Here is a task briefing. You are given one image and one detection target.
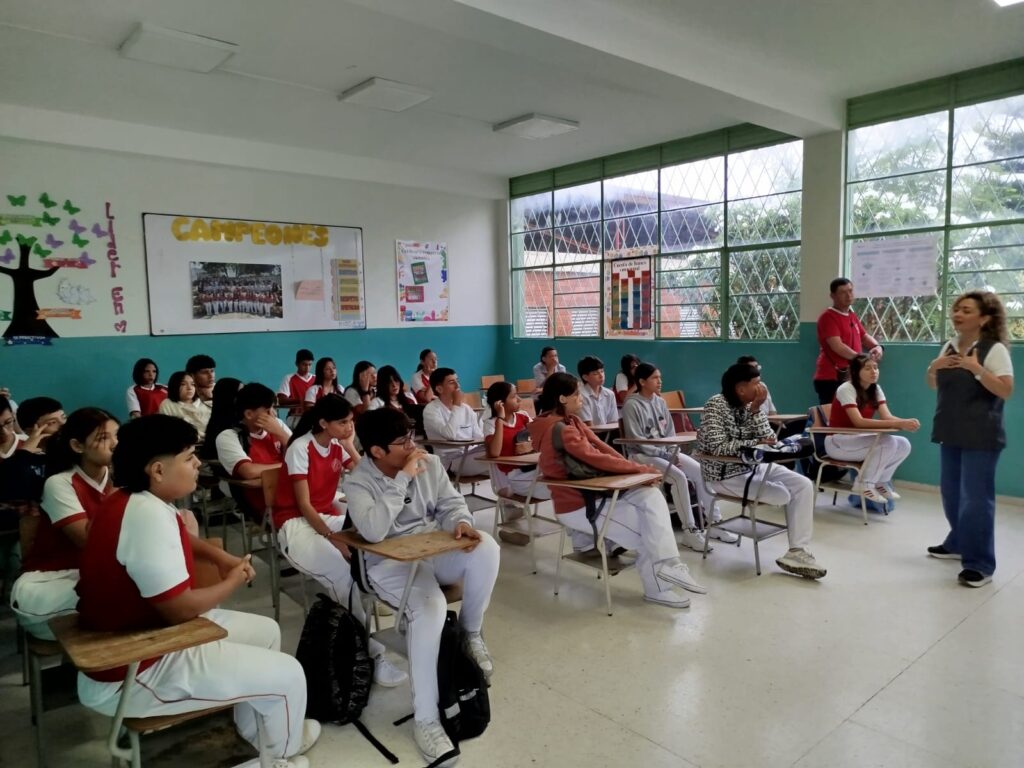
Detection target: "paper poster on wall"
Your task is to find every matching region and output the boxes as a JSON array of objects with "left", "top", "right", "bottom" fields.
[
  {"left": 0, "top": 193, "right": 140, "bottom": 342},
  {"left": 851, "top": 236, "right": 939, "bottom": 297},
  {"left": 604, "top": 256, "right": 654, "bottom": 339},
  {"left": 144, "top": 214, "right": 366, "bottom": 334},
  {"left": 396, "top": 240, "right": 448, "bottom": 322}
]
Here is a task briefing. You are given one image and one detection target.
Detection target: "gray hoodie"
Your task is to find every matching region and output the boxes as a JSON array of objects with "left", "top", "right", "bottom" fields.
[{"left": 620, "top": 392, "right": 676, "bottom": 461}]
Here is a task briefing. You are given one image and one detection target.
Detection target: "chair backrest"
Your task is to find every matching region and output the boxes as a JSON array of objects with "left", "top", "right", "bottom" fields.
[
  {"left": 480, "top": 374, "right": 505, "bottom": 390},
  {"left": 462, "top": 391, "right": 482, "bottom": 410},
  {"left": 662, "top": 390, "right": 696, "bottom": 432},
  {"left": 516, "top": 378, "right": 537, "bottom": 395},
  {"left": 520, "top": 398, "right": 536, "bottom": 419},
  {"left": 662, "top": 390, "right": 684, "bottom": 410}
]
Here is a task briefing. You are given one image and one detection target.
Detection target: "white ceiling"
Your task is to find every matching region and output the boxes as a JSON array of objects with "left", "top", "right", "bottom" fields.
[{"left": 1, "top": 0, "right": 1022, "bottom": 198}]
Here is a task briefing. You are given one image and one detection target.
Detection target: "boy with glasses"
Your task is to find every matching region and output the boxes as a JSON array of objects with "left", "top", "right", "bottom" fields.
[{"left": 345, "top": 409, "right": 500, "bottom": 766}]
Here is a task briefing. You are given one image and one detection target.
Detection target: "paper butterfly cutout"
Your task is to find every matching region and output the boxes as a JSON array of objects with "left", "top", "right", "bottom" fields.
[
  {"left": 33, "top": 243, "right": 52, "bottom": 257},
  {"left": 0, "top": 248, "right": 14, "bottom": 264},
  {"left": 38, "top": 193, "right": 57, "bottom": 208},
  {"left": 45, "top": 234, "right": 64, "bottom": 249},
  {"left": 71, "top": 233, "right": 89, "bottom": 248},
  {"left": 40, "top": 211, "right": 60, "bottom": 226},
  {"left": 0, "top": 231, "right": 11, "bottom": 245},
  {"left": 68, "top": 219, "right": 87, "bottom": 235},
  {"left": 63, "top": 200, "right": 81, "bottom": 215},
  {"left": 91, "top": 223, "right": 108, "bottom": 238},
  {"left": 79, "top": 252, "right": 96, "bottom": 267},
  {"left": 6, "top": 195, "right": 26, "bottom": 207}
]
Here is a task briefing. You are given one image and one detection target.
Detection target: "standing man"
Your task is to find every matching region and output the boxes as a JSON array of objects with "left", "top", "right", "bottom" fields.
[{"left": 813, "top": 278, "right": 884, "bottom": 404}]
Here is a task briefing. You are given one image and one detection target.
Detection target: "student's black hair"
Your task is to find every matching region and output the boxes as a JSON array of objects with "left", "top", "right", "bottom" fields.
[
  {"left": 429, "top": 367, "right": 456, "bottom": 395},
  {"left": 376, "top": 365, "right": 407, "bottom": 405},
  {"left": 830, "top": 277, "right": 852, "bottom": 294},
  {"left": 577, "top": 356, "right": 604, "bottom": 378},
  {"left": 46, "top": 408, "right": 118, "bottom": 476},
  {"left": 0, "top": 395, "right": 12, "bottom": 418},
  {"left": 356, "top": 407, "right": 414, "bottom": 456},
  {"left": 295, "top": 348, "right": 314, "bottom": 364},
  {"left": 289, "top": 394, "right": 353, "bottom": 446},
  {"left": 17, "top": 397, "right": 63, "bottom": 432},
  {"left": 235, "top": 382, "right": 277, "bottom": 419},
  {"left": 166, "top": 371, "right": 198, "bottom": 404},
  {"left": 486, "top": 381, "right": 514, "bottom": 417},
  {"left": 200, "top": 377, "right": 242, "bottom": 459},
  {"left": 721, "top": 363, "right": 761, "bottom": 408},
  {"left": 131, "top": 358, "right": 159, "bottom": 386},
  {"left": 539, "top": 346, "right": 556, "bottom": 361},
  {"left": 536, "top": 372, "right": 578, "bottom": 415},
  {"left": 619, "top": 354, "right": 641, "bottom": 387},
  {"left": 849, "top": 354, "right": 880, "bottom": 408},
  {"left": 314, "top": 357, "right": 337, "bottom": 388},
  {"left": 185, "top": 354, "right": 216, "bottom": 374},
  {"left": 113, "top": 415, "right": 198, "bottom": 493},
  {"left": 634, "top": 362, "right": 658, "bottom": 387},
  {"left": 349, "top": 360, "right": 376, "bottom": 397},
  {"left": 415, "top": 348, "right": 435, "bottom": 372}
]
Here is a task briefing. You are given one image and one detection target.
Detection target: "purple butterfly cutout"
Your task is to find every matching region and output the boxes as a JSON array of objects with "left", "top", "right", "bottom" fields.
[
  {"left": 45, "top": 234, "right": 64, "bottom": 249},
  {"left": 91, "top": 223, "right": 109, "bottom": 238},
  {"left": 68, "top": 219, "right": 87, "bottom": 235},
  {"left": 79, "top": 252, "right": 96, "bottom": 267},
  {"left": 0, "top": 248, "right": 14, "bottom": 264}
]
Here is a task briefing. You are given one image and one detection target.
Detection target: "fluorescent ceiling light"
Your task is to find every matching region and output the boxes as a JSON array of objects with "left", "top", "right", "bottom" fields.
[
  {"left": 493, "top": 113, "right": 579, "bottom": 139},
  {"left": 338, "top": 78, "right": 433, "bottom": 112},
  {"left": 119, "top": 22, "right": 237, "bottom": 73},
  {"left": 993, "top": 0, "right": 1024, "bottom": 6}
]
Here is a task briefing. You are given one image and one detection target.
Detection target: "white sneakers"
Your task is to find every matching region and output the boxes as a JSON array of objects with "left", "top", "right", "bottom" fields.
[
  {"left": 462, "top": 631, "right": 494, "bottom": 680},
  {"left": 643, "top": 589, "right": 690, "bottom": 608},
  {"left": 776, "top": 548, "right": 827, "bottom": 579},
  {"left": 707, "top": 527, "right": 739, "bottom": 544},
  {"left": 656, "top": 560, "right": 708, "bottom": 594},
  {"left": 679, "top": 528, "right": 709, "bottom": 552},
  {"left": 373, "top": 655, "right": 409, "bottom": 687},
  {"left": 414, "top": 719, "right": 459, "bottom": 766},
  {"left": 298, "top": 719, "right": 321, "bottom": 754},
  {"left": 233, "top": 720, "right": 320, "bottom": 768}
]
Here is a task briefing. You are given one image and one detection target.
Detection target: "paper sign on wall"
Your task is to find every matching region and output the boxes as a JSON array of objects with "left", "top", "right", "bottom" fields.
[
  {"left": 851, "top": 236, "right": 939, "bottom": 297},
  {"left": 396, "top": 240, "right": 448, "bottom": 322}
]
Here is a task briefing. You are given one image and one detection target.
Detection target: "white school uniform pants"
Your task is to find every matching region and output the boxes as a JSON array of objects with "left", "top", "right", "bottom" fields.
[
  {"left": 708, "top": 464, "right": 814, "bottom": 551},
  {"left": 10, "top": 569, "right": 78, "bottom": 640},
  {"left": 77, "top": 609, "right": 307, "bottom": 759},
  {"left": 824, "top": 434, "right": 911, "bottom": 485},
  {"left": 438, "top": 445, "right": 489, "bottom": 478},
  {"left": 366, "top": 533, "right": 499, "bottom": 723},
  {"left": 559, "top": 486, "right": 680, "bottom": 598},
  {"left": 632, "top": 452, "right": 720, "bottom": 527}
]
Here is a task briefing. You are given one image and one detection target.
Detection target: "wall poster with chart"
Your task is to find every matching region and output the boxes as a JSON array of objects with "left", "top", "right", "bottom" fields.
[
  {"left": 396, "top": 239, "right": 449, "bottom": 322},
  {"left": 605, "top": 256, "right": 654, "bottom": 339},
  {"left": 850, "top": 235, "right": 939, "bottom": 297},
  {"left": 143, "top": 213, "right": 366, "bottom": 335}
]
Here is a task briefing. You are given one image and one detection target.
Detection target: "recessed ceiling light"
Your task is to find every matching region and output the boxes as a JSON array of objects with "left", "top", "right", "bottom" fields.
[
  {"left": 493, "top": 113, "right": 579, "bottom": 139},
  {"left": 119, "top": 22, "right": 238, "bottom": 73},
  {"left": 338, "top": 78, "right": 433, "bottom": 112},
  {"left": 993, "top": 0, "right": 1024, "bottom": 6}
]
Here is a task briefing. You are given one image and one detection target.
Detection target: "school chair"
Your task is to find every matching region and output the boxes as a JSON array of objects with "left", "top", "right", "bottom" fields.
[
  {"left": 196, "top": 460, "right": 254, "bottom": 555},
  {"left": 259, "top": 469, "right": 311, "bottom": 622},
  {"left": 480, "top": 374, "right": 505, "bottom": 391},
  {"left": 662, "top": 389, "right": 699, "bottom": 433},
  {"left": 520, "top": 398, "right": 536, "bottom": 419},
  {"left": 807, "top": 404, "right": 889, "bottom": 525},
  {"left": 485, "top": 462, "right": 560, "bottom": 574},
  {"left": 692, "top": 453, "right": 789, "bottom": 576},
  {"left": 516, "top": 378, "right": 537, "bottom": 397},
  {"left": 49, "top": 613, "right": 277, "bottom": 768},
  {"left": 461, "top": 390, "right": 483, "bottom": 411}
]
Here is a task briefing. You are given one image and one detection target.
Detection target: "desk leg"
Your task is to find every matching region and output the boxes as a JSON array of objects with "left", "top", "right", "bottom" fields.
[
  {"left": 396, "top": 562, "right": 419, "bottom": 637},
  {"left": 108, "top": 660, "right": 140, "bottom": 767},
  {"left": 597, "top": 490, "right": 621, "bottom": 617},
  {"left": 453, "top": 446, "right": 469, "bottom": 489},
  {"left": 748, "top": 464, "right": 774, "bottom": 576},
  {"left": 522, "top": 474, "right": 540, "bottom": 575}
]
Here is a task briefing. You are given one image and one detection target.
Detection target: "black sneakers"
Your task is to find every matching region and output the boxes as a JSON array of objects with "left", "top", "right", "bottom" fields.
[
  {"left": 958, "top": 569, "right": 992, "bottom": 588},
  {"left": 927, "top": 545, "right": 959, "bottom": 560}
]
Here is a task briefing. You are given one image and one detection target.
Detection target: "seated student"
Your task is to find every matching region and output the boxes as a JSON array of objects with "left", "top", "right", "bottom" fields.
[
  {"left": 0, "top": 397, "right": 65, "bottom": 510},
  {"left": 0, "top": 386, "right": 17, "bottom": 416},
  {"left": 422, "top": 367, "right": 488, "bottom": 476},
  {"left": 614, "top": 354, "right": 641, "bottom": 406},
  {"left": 272, "top": 395, "right": 406, "bottom": 688},
  {"left": 0, "top": 395, "right": 17, "bottom": 462},
  {"left": 76, "top": 415, "right": 320, "bottom": 768},
  {"left": 621, "top": 363, "right": 737, "bottom": 551},
  {"left": 697, "top": 362, "right": 827, "bottom": 580},
  {"left": 278, "top": 348, "right": 316, "bottom": 422},
  {"left": 303, "top": 357, "right": 342, "bottom": 407},
  {"left": 159, "top": 371, "right": 213, "bottom": 441},
  {"left": 825, "top": 354, "right": 918, "bottom": 502},
  {"left": 186, "top": 354, "right": 217, "bottom": 405},
  {"left": 528, "top": 373, "right": 705, "bottom": 605},
  {"left": 126, "top": 358, "right": 168, "bottom": 419},
  {"left": 532, "top": 346, "right": 566, "bottom": 388},
  {"left": 372, "top": 365, "right": 418, "bottom": 412},
  {"left": 199, "top": 377, "right": 243, "bottom": 461},
  {"left": 344, "top": 360, "right": 379, "bottom": 415},
  {"left": 345, "top": 408, "right": 500, "bottom": 766},
  {"left": 483, "top": 381, "right": 550, "bottom": 499},
  {"left": 10, "top": 408, "right": 117, "bottom": 639},
  {"left": 410, "top": 349, "right": 438, "bottom": 404},
  {"left": 215, "top": 382, "right": 292, "bottom": 517},
  {"left": 577, "top": 355, "right": 619, "bottom": 426},
  {"left": 737, "top": 354, "right": 805, "bottom": 440}
]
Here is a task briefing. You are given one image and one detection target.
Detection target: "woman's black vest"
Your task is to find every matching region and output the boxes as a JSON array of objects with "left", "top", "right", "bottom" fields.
[{"left": 931, "top": 338, "right": 1006, "bottom": 451}]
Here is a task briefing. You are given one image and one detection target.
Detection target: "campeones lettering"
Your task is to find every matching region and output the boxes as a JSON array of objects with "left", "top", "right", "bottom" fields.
[{"left": 171, "top": 217, "right": 329, "bottom": 247}]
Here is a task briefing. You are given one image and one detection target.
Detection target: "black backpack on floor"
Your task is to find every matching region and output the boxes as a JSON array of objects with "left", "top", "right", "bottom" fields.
[{"left": 295, "top": 592, "right": 398, "bottom": 763}]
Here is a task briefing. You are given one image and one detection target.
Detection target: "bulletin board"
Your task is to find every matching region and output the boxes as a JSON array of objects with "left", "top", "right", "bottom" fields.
[
  {"left": 396, "top": 239, "right": 449, "bottom": 322},
  {"left": 143, "top": 213, "right": 366, "bottom": 335}
]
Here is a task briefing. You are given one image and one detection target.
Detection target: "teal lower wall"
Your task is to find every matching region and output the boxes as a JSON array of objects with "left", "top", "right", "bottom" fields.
[
  {"left": 498, "top": 323, "right": 1024, "bottom": 498},
  {"left": 0, "top": 325, "right": 503, "bottom": 427}
]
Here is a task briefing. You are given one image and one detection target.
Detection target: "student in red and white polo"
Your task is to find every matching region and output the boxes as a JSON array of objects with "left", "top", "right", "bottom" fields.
[
  {"left": 277, "top": 348, "right": 315, "bottom": 423},
  {"left": 273, "top": 395, "right": 407, "bottom": 688},
  {"left": 10, "top": 409, "right": 117, "bottom": 639},
  {"left": 76, "top": 415, "right": 319, "bottom": 768},
  {"left": 126, "top": 358, "right": 168, "bottom": 419},
  {"left": 302, "top": 357, "right": 343, "bottom": 408}
]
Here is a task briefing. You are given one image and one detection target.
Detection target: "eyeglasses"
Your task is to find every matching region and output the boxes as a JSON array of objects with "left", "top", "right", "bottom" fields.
[{"left": 388, "top": 430, "right": 417, "bottom": 448}]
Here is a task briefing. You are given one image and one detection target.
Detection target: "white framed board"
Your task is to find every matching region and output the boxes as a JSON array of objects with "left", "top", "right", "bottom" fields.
[{"left": 143, "top": 213, "right": 366, "bottom": 335}]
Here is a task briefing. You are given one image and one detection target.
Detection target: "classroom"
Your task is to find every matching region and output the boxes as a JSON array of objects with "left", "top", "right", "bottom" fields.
[{"left": 1, "top": 1, "right": 1023, "bottom": 767}]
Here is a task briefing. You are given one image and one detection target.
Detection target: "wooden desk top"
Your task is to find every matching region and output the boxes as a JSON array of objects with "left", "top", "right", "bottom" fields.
[
  {"left": 334, "top": 529, "right": 475, "bottom": 562},
  {"left": 768, "top": 413, "right": 808, "bottom": 422},
  {"left": 420, "top": 438, "right": 484, "bottom": 449},
  {"left": 539, "top": 472, "right": 662, "bottom": 492},
  {"left": 614, "top": 433, "right": 697, "bottom": 446},
  {"left": 673, "top": 407, "right": 705, "bottom": 414},
  {"left": 589, "top": 423, "right": 620, "bottom": 433},
  {"left": 49, "top": 615, "right": 227, "bottom": 673},
  {"left": 477, "top": 452, "right": 540, "bottom": 467},
  {"left": 808, "top": 426, "right": 899, "bottom": 434}
]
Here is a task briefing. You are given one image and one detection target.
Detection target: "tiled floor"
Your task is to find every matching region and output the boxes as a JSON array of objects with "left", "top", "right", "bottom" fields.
[{"left": 2, "top": 486, "right": 1023, "bottom": 768}]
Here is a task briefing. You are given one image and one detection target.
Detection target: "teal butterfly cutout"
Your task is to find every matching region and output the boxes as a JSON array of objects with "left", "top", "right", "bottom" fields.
[
  {"left": 71, "top": 233, "right": 89, "bottom": 248},
  {"left": 7, "top": 195, "right": 26, "bottom": 207},
  {"left": 40, "top": 211, "right": 60, "bottom": 226},
  {"left": 62, "top": 200, "right": 81, "bottom": 215},
  {"left": 39, "top": 193, "right": 57, "bottom": 208}
]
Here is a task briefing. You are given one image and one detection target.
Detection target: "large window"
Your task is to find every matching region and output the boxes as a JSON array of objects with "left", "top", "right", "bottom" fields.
[
  {"left": 845, "top": 73, "right": 1024, "bottom": 342},
  {"left": 510, "top": 129, "right": 803, "bottom": 340}
]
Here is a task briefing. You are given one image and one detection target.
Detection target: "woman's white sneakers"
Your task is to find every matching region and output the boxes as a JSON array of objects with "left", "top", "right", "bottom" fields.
[
  {"left": 414, "top": 719, "right": 459, "bottom": 766},
  {"left": 775, "top": 548, "right": 827, "bottom": 579},
  {"left": 656, "top": 560, "right": 708, "bottom": 594},
  {"left": 643, "top": 589, "right": 690, "bottom": 608},
  {"left": 373, "top": 655, "right": 409, "bottom": 687}
]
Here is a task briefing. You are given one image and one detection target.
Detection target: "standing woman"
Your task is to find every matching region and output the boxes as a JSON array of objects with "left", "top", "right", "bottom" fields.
[
  {"left": 410, "top": 349, "right": 438, "bottom": 404},
  {"left": 926, "top": 291, "right": 1014, "bottom": 588},
  {"left": 344, "top": 361, "right": 378, "bottom": 415}
]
